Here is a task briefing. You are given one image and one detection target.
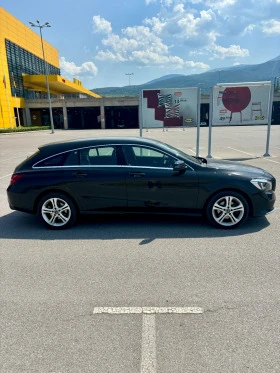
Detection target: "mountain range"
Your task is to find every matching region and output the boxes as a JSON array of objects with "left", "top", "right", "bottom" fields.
[{"left": 91, "top": 56, "right": 280, "bottom": 97}]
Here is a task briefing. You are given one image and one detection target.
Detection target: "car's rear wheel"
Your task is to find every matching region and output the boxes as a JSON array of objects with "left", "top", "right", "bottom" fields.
[
  {"left": 37, "top": 193, "right": 77, "bottom": 229},
  {"left": 206, "top": 191, "right": 249, "bottom": 229}
]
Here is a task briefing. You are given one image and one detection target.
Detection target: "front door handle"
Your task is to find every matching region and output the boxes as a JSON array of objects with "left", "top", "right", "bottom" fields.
[{"left": 129, "top": 171, "right": 146, "bottom": 177}]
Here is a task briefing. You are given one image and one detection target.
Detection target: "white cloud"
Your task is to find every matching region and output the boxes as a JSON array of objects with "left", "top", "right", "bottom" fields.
[
  {"left": 176, "top": 9, "right": 218, "bottom": 44},
  {"left": 88, "top": 0, "right": 279, "bottom": 82},
  {"left": 242, "top": 24, "right": 256, "bottom": 35},
  {"left": 131, "top": 50, "right": 185, "bottom": 67},
  {"left": 261, "top": 19, "right": 280, "bottom": 34},
  {"left": 144, "top": 17, "right": 167, "bottom": 34},
  {"left": 95, "top": 25, "right": 171, "bottom": 65},
  {"left": 95, "top": 50, "right": 127, "bottom": 62},
  {"left": 147, "top": 0, "right": 236, "bottom": 8},
  {"left": 92, "top": 15, "right": 112, "bottom": 34},
  {"left": 209, "top": 44, "right": 249, "bottom": 59},
  {"left": 206, "top": 0, "right": 236, "bottom": 9},
  {"left": 59, "top": 57, "right": 98, "bottom": 77},
  {"left": 102, "top": 33, "right": 140, "bottom": 54},
  {"left": 145, "top": 8, "right": 218, "bottom": 46},
  {"left": 93, "top": 23, "right": 209, "bottom": 71},
  {"left": 146, "top": 0, "right": 182, "bottom": 6},
  {"left": 173, "top": 4, "right": 185, "bottom": 13},
  {"left": 185, "top": 60, "right": 210, "bottom": 69}
]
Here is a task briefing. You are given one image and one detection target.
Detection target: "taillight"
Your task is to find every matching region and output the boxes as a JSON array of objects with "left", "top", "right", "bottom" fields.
[{"left": 10, "top": 173, "right": 24, "bottom": 185}]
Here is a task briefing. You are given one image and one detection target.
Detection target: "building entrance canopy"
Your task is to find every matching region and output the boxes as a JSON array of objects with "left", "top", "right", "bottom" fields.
[{"left": 23, "top": 74, "right": 101, "bottom": 98}]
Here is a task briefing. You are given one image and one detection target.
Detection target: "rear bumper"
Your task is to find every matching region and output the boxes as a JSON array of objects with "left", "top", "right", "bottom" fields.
[{"left": 7, "top": 189, "right": 35, "bottom": 214}]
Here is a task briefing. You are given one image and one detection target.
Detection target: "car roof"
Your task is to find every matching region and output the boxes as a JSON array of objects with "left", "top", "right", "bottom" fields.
[{"left": 38, "top": 136, "right": 163, "bottom": 153}]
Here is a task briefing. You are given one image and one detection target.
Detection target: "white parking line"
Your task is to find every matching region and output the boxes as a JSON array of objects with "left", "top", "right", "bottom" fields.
[
  {"left": 227, "top": 147, "right": 280, "bottom": 164},
  {"left": 141, "top": 314, "right": 156, "bottom": 373},
  {"left": 0, "top": 173, "right": 12, "bottom": 180},
  {"left": 1, "top": 154, "right": 31, "bottom": 161},
  {"left": 93, "top": 307, "right": 204, "bottom": 314},
  {"left": 227, "top": 147, "right": 255, "bottom": 156},
  {"left": 93, "top": 306, "right": 203, "bottom": 373}
]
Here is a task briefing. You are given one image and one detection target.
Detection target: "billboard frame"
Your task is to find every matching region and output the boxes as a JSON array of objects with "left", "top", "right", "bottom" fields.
[{"left": 207, "top": 81, "right": 274, "bottom": 158}]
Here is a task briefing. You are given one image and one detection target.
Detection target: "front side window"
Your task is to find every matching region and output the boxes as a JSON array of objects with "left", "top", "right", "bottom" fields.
[{"left": 123, "top": 145, "right": 175, "bottom": 168}]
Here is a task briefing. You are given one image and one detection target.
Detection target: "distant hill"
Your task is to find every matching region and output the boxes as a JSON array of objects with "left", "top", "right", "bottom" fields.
[
  {"left": 145, "top": 74, "right": 185, "bottom": 85},
  {"left": 91, "top": 56, "right": 280, "bottom": 97}
]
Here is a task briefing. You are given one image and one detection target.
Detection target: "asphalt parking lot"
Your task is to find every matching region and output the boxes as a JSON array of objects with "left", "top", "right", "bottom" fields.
[{"left": 0, "top": 125, "right": 280, "bottom": 373}]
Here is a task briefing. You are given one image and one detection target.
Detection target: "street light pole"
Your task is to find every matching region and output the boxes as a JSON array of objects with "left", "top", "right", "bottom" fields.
[
  {"left": 218, "top": 69, "right": 223, "bottom": 83},
  {"left": 29, "top": 20, "right": 55, "bottom": 134},
  {"left": 125, "top": 73, "right": 134, "bottom": 86}
]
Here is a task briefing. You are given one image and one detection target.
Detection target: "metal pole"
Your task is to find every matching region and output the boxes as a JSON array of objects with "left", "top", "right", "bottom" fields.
[
  {"left": 125, "top": 73, "right": 134, "bottom": 86},
  {"left": 207, "top": 88, "right": 213, "bottom": 158},
  {"left": 4, "top": 78, "right": 13, "bottom": 127},
  {"left": 196, "top": 87, "right": 201, "bottom": 157},
  {"left": 38, "top": 25, "right": 55, "bottom": 134},
  {"left": 139, "top": 91, "right": 143, "bottom": 137},
  {"left": 12, "top": 73, "right": 21, "bottom": 127},
  {"left": 264, "top": 83, "right": 274, "bottom": 157}
]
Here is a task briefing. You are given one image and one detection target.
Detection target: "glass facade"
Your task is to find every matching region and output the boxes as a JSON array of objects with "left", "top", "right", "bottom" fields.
[{"left": 5, "top": 39, "right": 60, "bottom": 98}]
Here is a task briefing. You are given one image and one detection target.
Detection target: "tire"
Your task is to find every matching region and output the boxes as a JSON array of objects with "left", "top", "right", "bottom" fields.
[
  {"left": 37, "top": 193, "right": 77, "bottom": 229},
  {"left": 206, "top": 191, "right": 249, "bottom": 229}
]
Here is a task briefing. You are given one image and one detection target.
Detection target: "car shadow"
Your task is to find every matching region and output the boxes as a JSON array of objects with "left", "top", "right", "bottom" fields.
[
  {"left": 223, "top": 157, "right": 261, "bottom": 162},
  {"left": 0, "top": 211, "right": 270, "bottom": 243}
]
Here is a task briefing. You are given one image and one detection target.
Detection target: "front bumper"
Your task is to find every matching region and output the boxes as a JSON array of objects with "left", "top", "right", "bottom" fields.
[{"left": 250, "top": 190, "right": 276, "bottom": 217}]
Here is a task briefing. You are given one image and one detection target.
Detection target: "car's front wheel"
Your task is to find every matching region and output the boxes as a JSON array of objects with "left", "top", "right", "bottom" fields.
[
  {"left": 37, "top": 193, "right": 77, "bottom": 229},
  {"left": 206, "top": 191, "right": 249, "bottom": 229}
]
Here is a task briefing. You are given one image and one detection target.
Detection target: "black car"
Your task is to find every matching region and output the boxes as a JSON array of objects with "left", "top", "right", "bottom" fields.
[{"left": 7, "top": 137, "right": 276, "bottom": 230}]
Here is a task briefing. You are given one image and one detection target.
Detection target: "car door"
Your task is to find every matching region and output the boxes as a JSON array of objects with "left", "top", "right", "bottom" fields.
[
  {"left": 122, "top": 145, "right": 199, "bottom": 213},
  {"left": 61, "top": 145, "right": 127, "bottom": 212}
]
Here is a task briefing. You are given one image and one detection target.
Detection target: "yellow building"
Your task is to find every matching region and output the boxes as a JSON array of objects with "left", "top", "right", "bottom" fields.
[{"left": 0, "top": 7, "right": 100, "bottom": 129}]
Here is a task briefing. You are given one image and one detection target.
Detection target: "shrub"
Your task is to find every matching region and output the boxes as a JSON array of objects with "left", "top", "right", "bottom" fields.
[{"left": 0, "top": 126, "right": 51, "bottom": 134}]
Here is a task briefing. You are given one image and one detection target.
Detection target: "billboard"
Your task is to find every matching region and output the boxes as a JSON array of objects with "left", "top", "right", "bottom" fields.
[
  {"left": 212, "top": 82, "right": 272, "bottom": 126},
  {"left": 141, "top": 88, "right": 200, "bottom": 128}
]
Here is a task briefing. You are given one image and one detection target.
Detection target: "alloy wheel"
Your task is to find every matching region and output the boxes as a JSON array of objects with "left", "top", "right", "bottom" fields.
[
  {"left": 212, "top": 195, "right": 245, "bottom": 227},
  {"left": 41, "top": 197, "right": 72, "bottom": 227}
]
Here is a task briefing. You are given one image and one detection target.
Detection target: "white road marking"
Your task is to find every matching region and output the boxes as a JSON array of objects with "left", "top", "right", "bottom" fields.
[
  {"left": 227, "top": 147, "right": 256, "bottom": 156},
  {"left": 188, "top": 148, "right": 196, "bottom": 155},
  {"left": 93, "top": 306, "right": 204, "bottom": 314},
  {"left": 141, "top": 314, "right": 156, "bottom": 373},
  {"left": 261, "top": 158, "right": 280, "bottom": 164},
  {"left": 227, "top": 147, "right": 280, "bottom": 164},
  {"left": 92, "top": 306, "right": 203, "bottom": 373},
  {"left": 0, "top": 173, "right": 12, "bottom": 180}
]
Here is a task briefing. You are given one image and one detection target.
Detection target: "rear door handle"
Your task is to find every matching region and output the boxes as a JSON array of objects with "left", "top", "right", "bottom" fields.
[
  {"left": 72, "top": 171, "right": 88, "bottom": 178},
  {"left": 129, "top": 171, "right": 146, "bottom": 177}
]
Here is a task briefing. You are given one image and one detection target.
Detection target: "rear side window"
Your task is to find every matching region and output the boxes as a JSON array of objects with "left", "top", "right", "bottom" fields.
[
  {"left": 34, "top": 147, "right": 118, "bottom": 168},
  {"left": 80, "top": 146, "right": 117, "bottom": 165},
  {"left": 63, "top": 151, "right": 79, "bottom": 166},
  {"left": 35, "top": 154, "right": 66, "bottom": 167},
  {"left": 34, "top": 150, "right": 79, "bottom": 167}
]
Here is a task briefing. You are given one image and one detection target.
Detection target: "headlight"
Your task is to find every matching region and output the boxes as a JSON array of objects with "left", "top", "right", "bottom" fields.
[{"left": 250, "top": 178, "right": 272, "bottom": 192}]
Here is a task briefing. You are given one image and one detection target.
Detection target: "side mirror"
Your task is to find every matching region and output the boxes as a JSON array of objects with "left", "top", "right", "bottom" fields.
[{"left": 173, "top": 160, "right": 186, "bottom": 172}]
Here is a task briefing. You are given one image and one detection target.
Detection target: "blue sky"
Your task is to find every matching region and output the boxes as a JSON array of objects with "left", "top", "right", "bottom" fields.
[{"left": 2, "top": 0, "right": 280, "bottom": 89}]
